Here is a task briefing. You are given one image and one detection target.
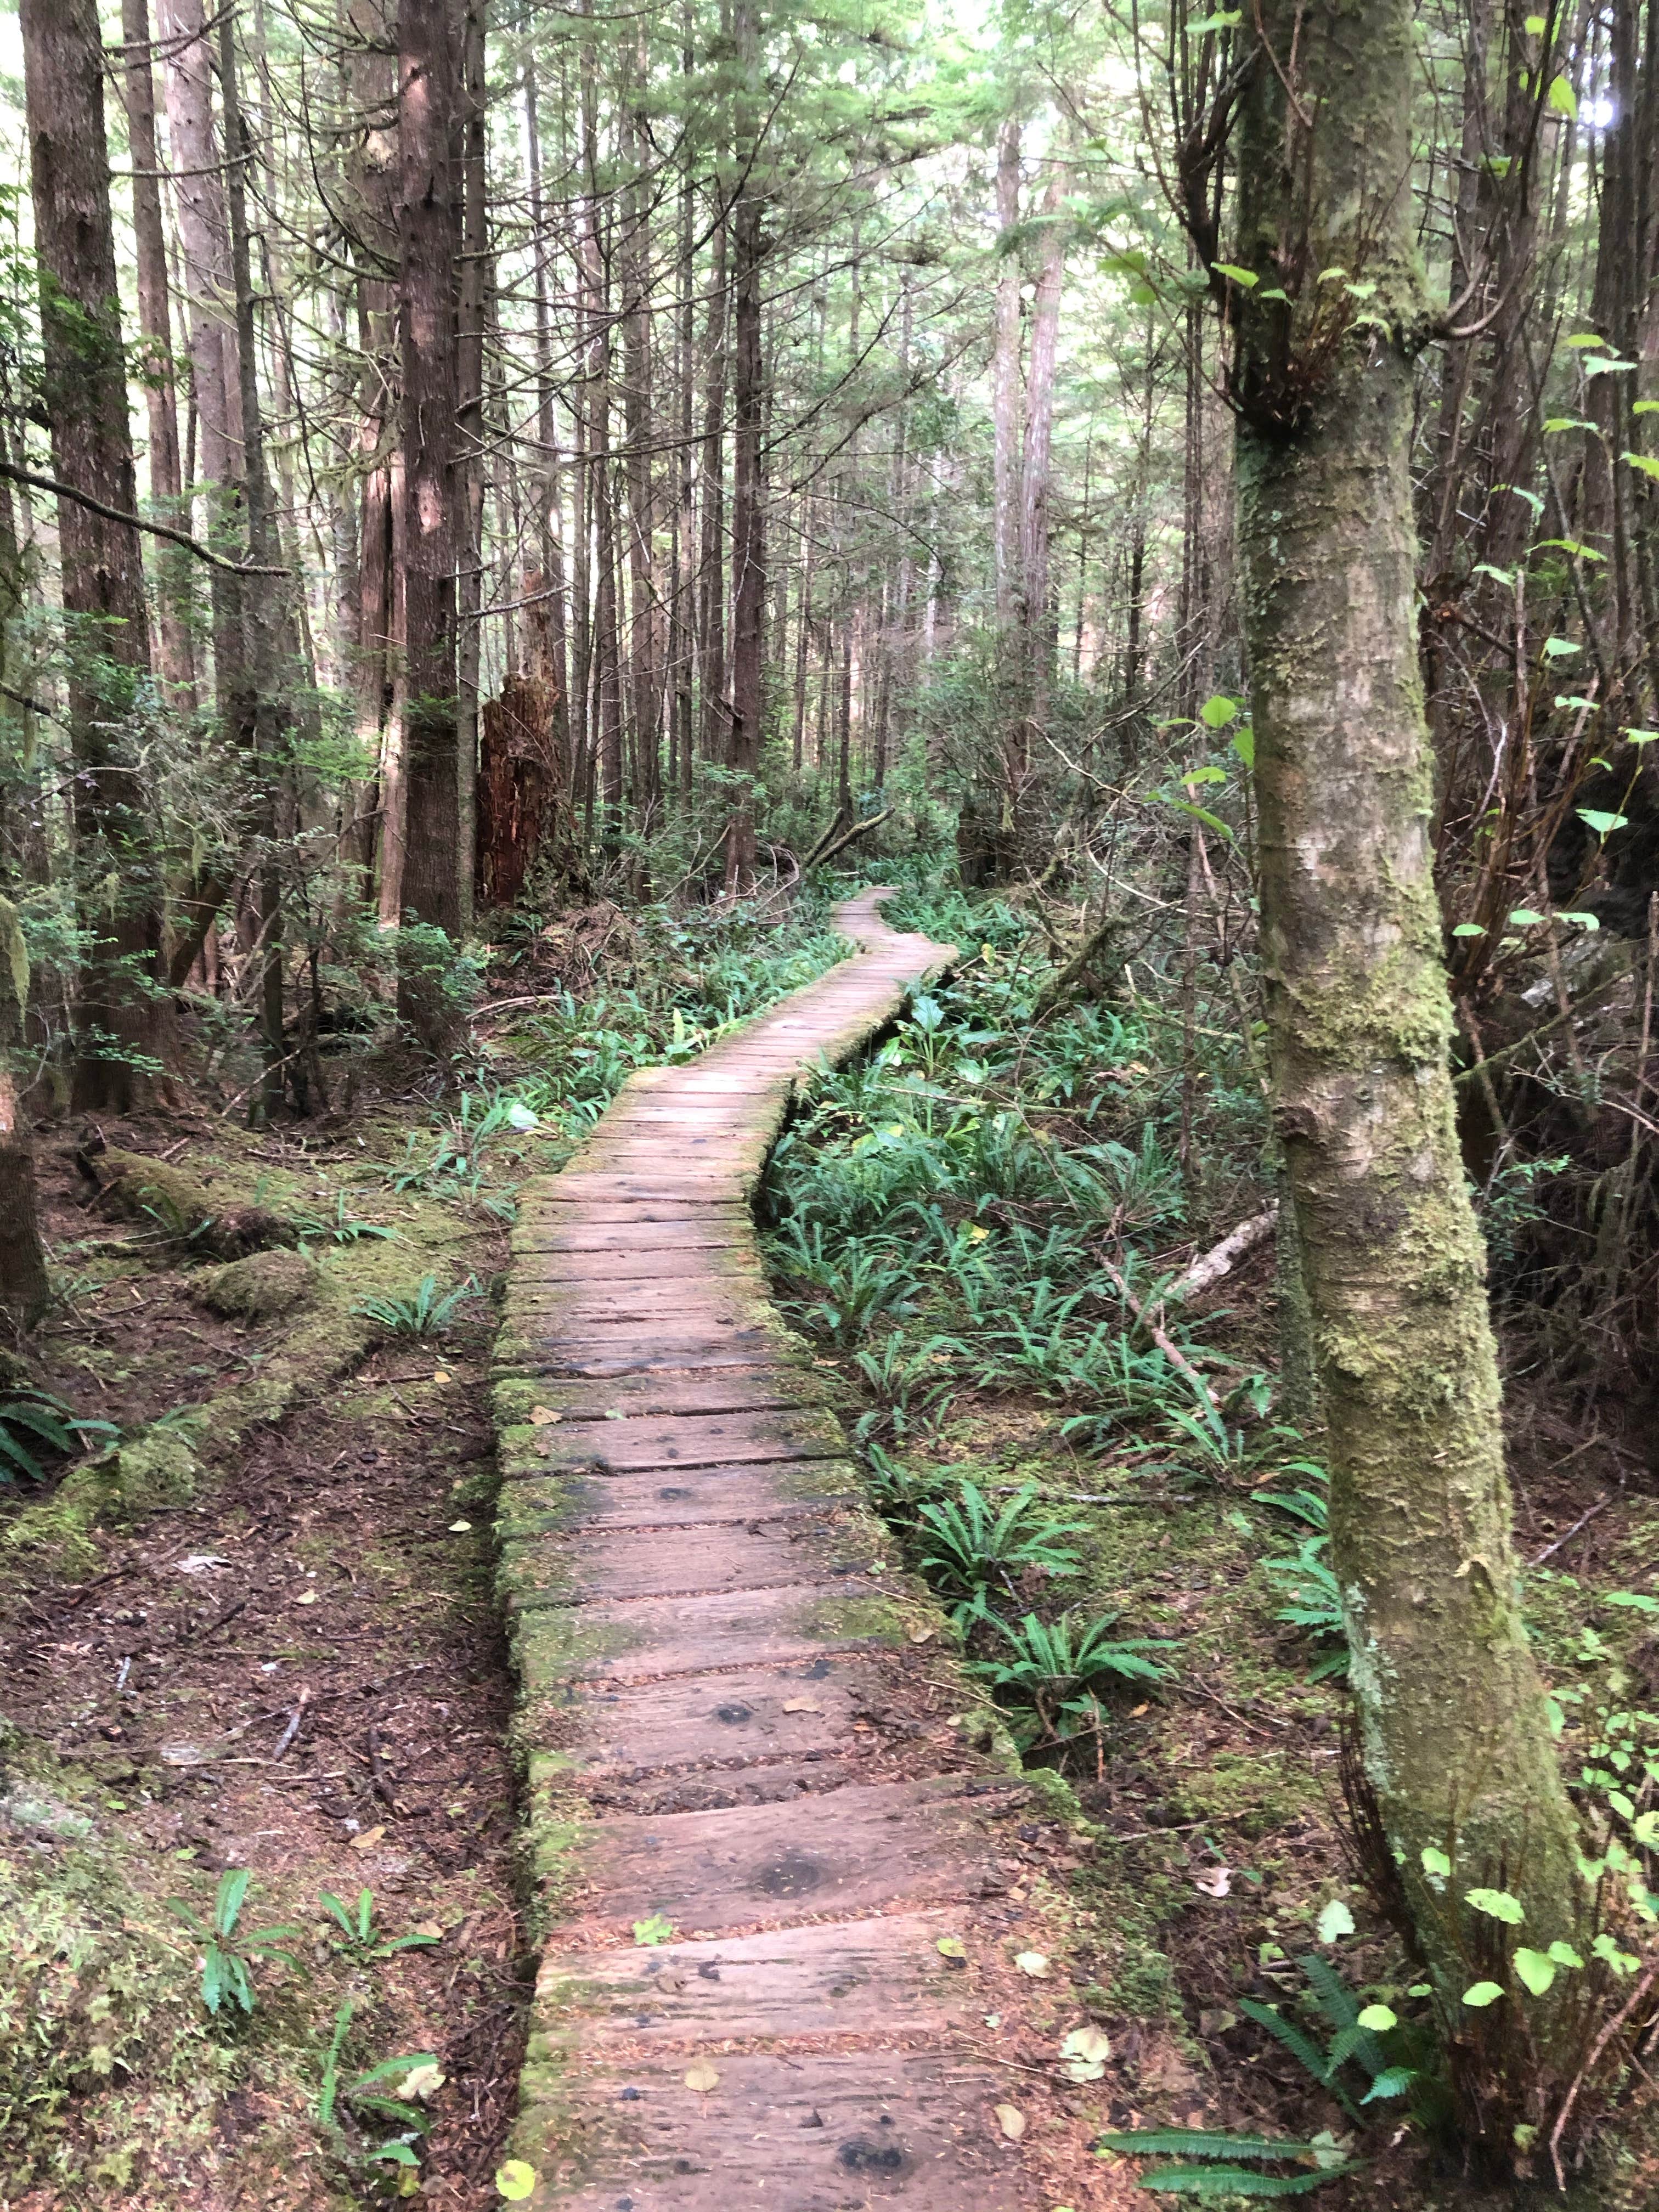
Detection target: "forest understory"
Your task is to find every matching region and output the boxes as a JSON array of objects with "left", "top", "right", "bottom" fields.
[{"left": 2, "top": 876, "right": 1656, "bottom": 2210}]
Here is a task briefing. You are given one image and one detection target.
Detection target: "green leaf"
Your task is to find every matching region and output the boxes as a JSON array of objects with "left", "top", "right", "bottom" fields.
[
  {"left": 1126, "top": 2167, "right": 1357, "bottom": 2198},
  {"left": 935, "top": 1935, "right": 967, "bottom": 1960},
  {"left": 1362, "top": 2066, "right": 1417, "bottom": 2102},
  {"left": 1465, "top": 1887, "right": 1525, "bottom": 1925},
  {"left": 1355, "top": 2004, "right": 1396, "bottom": 2030},
  {"left": 1184, "top": 764, "right": 1228, "bottom": 786},
  {"left": 1548, "top": 1941, "right": 1585, "bottom": 1966},
  {"left": 1421, "top": 1846, "right": 1453, "bottom": 1881},
  {"left": 1508, "top": 908, "right": 1545, "bottom": 927},
  {"left": 1232, "top": 728, "right": 1256, "bottom": 768},
  {"left": 1451, "top": 922, "right": 1487, "bottom": 938},
  {"left": 1584, "top": 356, "right": 1638, "bottom": 376},
  {"left": 1558, "top": 911, "right": 1601, "bottom": 929},
  {"left": 632, "top": 1914, "right": 676, "bottom": 1946},
  {"left": 1097, "top": 2132, "right": 1336, "bottom": 2162},
  {"left": 1542, "top": 636, "right": 1581, "bottom": 657},
  {"left": 1624, "top": 727, "right": 1659, "bottom": 745},
  {"left": 1199, "top": 692, "right": 1242, "bottom": 729},
  {"left": 1563, "top": 332, "right": 1606, "bottom": 349},
  {"left": 495, "top": 2161, "right": 538, "bottom": 2202},
  {"left": 1315, "top": 1898, "right": 1355, "bottom": 1945},
  {"left": 1605, "top": 1590, "right": 1659, "bottom": 1611},
  {"left": 1186, "top": 8, "right": 1243, "bottom": 27},
  {"left": 1578, "top": 808, "right": 1629, "bottom": 837},
  {"left": 1523, "top": 11, "right": 1547, "bottom": 27},
  {"left": 1513, "top": 1948, "right": 1556, "bottom": 1996},
  {"left": 1462, "top": 1980, "right": 1506, "bottom": 2007},
  {"left": 1211, "top": 263, "right": 1258, "bottom": 288},
  {"left": 1548, "top": 73, "right": 1577, "bottom": 118},
  {"left": 1623, "top": 451, "right": 1659, "bottom": 480}
]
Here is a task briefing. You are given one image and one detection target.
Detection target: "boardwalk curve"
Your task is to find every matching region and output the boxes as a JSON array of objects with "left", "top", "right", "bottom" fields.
[{"left": 491, "top": 889, "right": 1039, "bottom": 2210}]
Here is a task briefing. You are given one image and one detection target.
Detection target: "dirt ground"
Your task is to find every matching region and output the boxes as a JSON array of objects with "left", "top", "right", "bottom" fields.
[{"left": 1, "top": 1102, "right": 535, "bottom": 2210}]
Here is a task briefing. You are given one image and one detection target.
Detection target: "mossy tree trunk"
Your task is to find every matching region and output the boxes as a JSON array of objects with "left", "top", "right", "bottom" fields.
[
  {"left": 1232, "top": 0, "right": 1584, "bottom": 1993},
  {"left": 0, "top": 897, "right": 49, "bottom": 1331}
]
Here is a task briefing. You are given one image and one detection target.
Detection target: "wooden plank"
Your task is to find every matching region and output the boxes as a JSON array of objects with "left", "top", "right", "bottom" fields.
[
  {"left": 512, "top": 2051, "right": 1020, "bottom": 2210},
  {"left": 543, "top": 1582, "right": 903, "bottom": 1681},
  {"left": 524, "top": 1408, "right": 848, "bottom": 1473},
  {"left": 566, "top": 1775, "right": 1017, "bottom": 1936},
  {"left": 537, "top": 1909, "right": 975, "bottom": 2044},
  {"left": 553, "top": 1656, "right": 881, "bottom": 1777}
]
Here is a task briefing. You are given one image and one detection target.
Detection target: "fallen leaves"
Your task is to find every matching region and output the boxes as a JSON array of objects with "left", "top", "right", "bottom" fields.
[
  {"left": 494, "top": 2160, "right": 537, "bottom": 2201},
  {"left": 633, "top": 1914, "right": 676, "bottom": 1946},
  {"left": 935, "top": 1936, "right": 967, "bottom": 1964},
  {"left": 995, "top": 2102, "right": 1026, "bottom": 2141},
  {"left": 782, "top": 1697, "right": 821, "bottom": 1714},
  {"left": 684, "top": 2061, "right": 720, "bottom": 2092},
  {"left": 295, "top": 1588, "right": 319, "bottom": 1606},
  {"left": 348, "top": 1824, "right": 385, "bottom": 1852},
  {"left": 1060, "top": 2025, "right": 1110, "bottom": 2083},
  {"left": 1193, "top": 1865, "right": 1232, "bottom": 1898},
  {"left": 1014, "top": 1950, "right": 1050, "bottom": 1978},
  {"left": 529, "top": 1406, "right": 560, "bottom": 1426},
  {"left": 449, "top": 1519, "right": 473, "bottom": 1533}
]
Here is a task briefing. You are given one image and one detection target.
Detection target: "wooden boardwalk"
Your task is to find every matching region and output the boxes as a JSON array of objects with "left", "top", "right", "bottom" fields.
[{"left": 493, "top": 890, "right": 1035, "bottom": 2210}]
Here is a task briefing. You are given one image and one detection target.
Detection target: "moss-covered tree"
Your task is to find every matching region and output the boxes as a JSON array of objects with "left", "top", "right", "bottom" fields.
[{"left": 1229, "top": 0, "right": 1585, "bottom": 1995}]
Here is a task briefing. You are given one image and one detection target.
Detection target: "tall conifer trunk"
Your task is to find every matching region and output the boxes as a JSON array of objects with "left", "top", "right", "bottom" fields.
[
  {"left": 22, "top": 0, "right": 164, "bottom": 1109},
  {"left": 1233, "top": 0, "right": 1584, "bottom": 2007},
  {"left": 396, "top": 0, "right": 462, "bottom": 956}
]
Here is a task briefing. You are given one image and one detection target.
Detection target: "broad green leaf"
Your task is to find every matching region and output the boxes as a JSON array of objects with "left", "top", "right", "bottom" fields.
[
  {"left": 1465, "top": 1886, "right": 1525, "bottom": 1925},
  {"left": 1542, "top": 635, "right": 1581, "bottom": 657},
  {"left": 1547, "top": 1941, "right": 1584, "bottom": 1967},
  {"left": 1452, "top": 923, "right": 1487, "bottom": 939},
  {"left": 1199, "top": 692, "right": 1242, "bottom": 729},
  {"left": 1211, "top": 263, "right": 1258, "bottom": 288},
  {"left": 1421, "top": 1846, "right": 1453, "bottom": 1880},
  {"left": 632, "top": 1914, "right": 676, "bottom": 1946},
  {"left": 1356, "top": 2004, "right": 1396, "bottom": 2030},
  {"left": 935, "top": 1935, "right": 967, "bottom": 1960},
  {"left": 1624, "top": 728, "right": 1659, "bottom": 745},
  {"left": 1187, "top": 8, "right": 1243, "bottom": 27},
  {"left": 1605, "top": 1589, "right": 1659, "bottom": 1610},
  {"left": 1232, "top": 728, "right": 1256, "bottom": 768},
  {"left": 495, "top": 2161, "right": 538, "bottom": 2202},
  {"left": 1635, "top": 398, "right": 1659, "bottom": 415},
  {"left": 1578, "top": 808, "right": 1629, "bottom": 837},
  {"left": 1523, "top": 10, "right": 1547, "bottom": 26},
  {"left": 1513, "top": 1948, "right": 1556, "bottom": 1996},
  {"left": 1316, "top": 1897, "right": 1355, "bottom": 1944},
  {"left": 1548, "top": 74, "right": 1577, "bottom": 118},
  {"left": 1624, "top": 452, "right": 1659, "bottom": 481},
  {"left": 1508, "top": 908, "right": 1545, "bottom": 926},
  {"left": 1558, "top": 911, "right": 1601, "bottom": 929},
  {"left": 1563, "top": 332, "right": 1606, "bottom": 348},
  {"left": 1584, "top": 356, "right": 1638, "bottom": 376},
  {"left": 1184, "top": 764, "right": 1228, "bottom": 786},
  {"left": 1462, "top": 1980, "right": 1506, "bottom": 2007}
]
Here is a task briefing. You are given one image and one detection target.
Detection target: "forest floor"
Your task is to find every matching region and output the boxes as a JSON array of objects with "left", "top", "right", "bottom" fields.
[
  {"left": 2, "top": 875, "right": 1657, "bottom": 2210},
  {"left": 0, "top": 1084, "right": 548, "bottom": 2209}
]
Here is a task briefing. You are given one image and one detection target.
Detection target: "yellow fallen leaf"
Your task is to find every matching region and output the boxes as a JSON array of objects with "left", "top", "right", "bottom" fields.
[
  {"left": 906, "top": 1622, "right": 935, "bottom": 1645},
  {"left": 1060, "top": 2024, "right": 1110, "bottom": 2082},
  {"left": 413, "top": 1921, "right": 444, "bottom": 1940},
  {"left": 995, "top": 2103, "right": 1026, "bottom": 2141},
  {"left": 433, "top": 1369, "right": 452, "bottom": 1384},
  {"left": 1130, "top": 1702, "right": 1149, "bottom": 1718},
  {"left": 1014, "top": 1951, "right": 1049, "bottom": 1978},
  {"left": 683, "top": 2061, "right": 719, "bottom": 2092},
  {"left": 449, "top": 1519, "right": 473, "bottom": 1533},
  {"left": 349, "top": 1824, "right": 386, "bottom": 1852},
  {"left": 495, "top": 2160, "right": 537, "bottom": 2202},
  {"left": 529, "top": 1406, "right": 560, "bottom": 1426},
  {"left": 782, "top": 1698, "right": 821, "bottom": 1714},
  {"left": 296, "top": 1588, "right": 319, "bottom": 1606}
]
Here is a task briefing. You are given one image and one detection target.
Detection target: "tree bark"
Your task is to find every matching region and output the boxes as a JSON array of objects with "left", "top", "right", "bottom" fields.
[
  {"left": 991, "top": 118, "right": 1023, "bottom": 631},
  {"left": 120, "top": 0, "right": 195, "bottom": 707},
  {"left": 723, "top": 0, "right": 766, "bottom": 894},
  {"left": 396, "top": 0, "right": 462, "bottom": 955},
  {"left": 0, "top": 895, "right": 50, "bottom": 1330},
  {"left": 1233, "top": 0, "right": 1585, "bottom": 2019},
  {"left": 22, "top": 0, "right": 163, "bottom": 1111}
]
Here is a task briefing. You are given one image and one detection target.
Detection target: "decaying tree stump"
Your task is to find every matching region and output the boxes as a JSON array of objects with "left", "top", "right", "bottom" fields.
[{"left": 476, "top": 673, "right": 563, "bottom": 907}]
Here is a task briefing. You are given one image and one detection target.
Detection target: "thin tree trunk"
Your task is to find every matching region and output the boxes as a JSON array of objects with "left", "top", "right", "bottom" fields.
[
  {"left": 120, "top": 0, "right": 195, "bottom": 706},
  {"left": 991, "top": 118, "right": 1023, "bottom": 630},
  {"left": 396, "top": 0, "right": 462, "bottom": 958},
  {"left": 1020, "top": 160, "right": 1066, "bottom": 742},
  {"left": 455, "top": 0, "right": 486, "bottom": 932}
]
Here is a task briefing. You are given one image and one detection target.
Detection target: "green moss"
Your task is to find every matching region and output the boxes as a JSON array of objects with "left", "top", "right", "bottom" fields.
[{"left": 194, "top": 1249, "right": 320, "bottom": 1321}]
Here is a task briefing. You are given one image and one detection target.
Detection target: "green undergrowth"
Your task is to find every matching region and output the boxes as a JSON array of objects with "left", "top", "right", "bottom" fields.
[{"left": 759, "top": 868, "right": 1659, "bottom": 2204}]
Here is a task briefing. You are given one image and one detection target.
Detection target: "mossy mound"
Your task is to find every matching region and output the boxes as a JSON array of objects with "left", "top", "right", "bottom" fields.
[
  {"left": 82, "top": 1146, "right": 299, "bottom": 1259},
  {"left": 193, "top": 1248, "right": 320, "bottom": 1321}
]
